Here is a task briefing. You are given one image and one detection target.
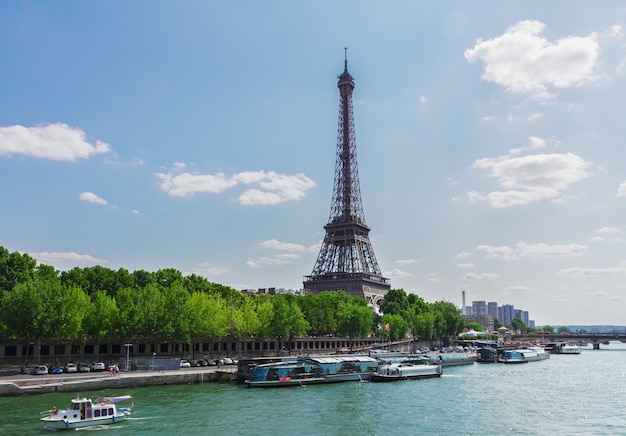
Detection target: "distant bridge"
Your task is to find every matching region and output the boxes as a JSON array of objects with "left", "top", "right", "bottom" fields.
[{"left": 511, "top": 333, "right": 626, "bottom": 349}]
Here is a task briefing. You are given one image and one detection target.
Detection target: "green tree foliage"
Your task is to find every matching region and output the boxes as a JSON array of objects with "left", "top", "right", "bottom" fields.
[
  {"left": 0, "top": 246, "right": 469, "bottom": 344},
  {"left": 415, "top": 311, "right": 437, "bottom": 341},
  {"left": 0, "top": 247, "right": 37, "bottom": 294},
  {"left": 379, "top": 288, "right": 409, "bottom": 316},
  {"left": 337, "top": 301, "right": 373, "bottom": 340},
  {"left": 184, "top": 292, "right": 229, "bottom": 340},
  {"left": 430, "top": 300, "right": 465, "bottom": 336},
  {"left": 1, "top": 279, "right": 47, "bottom": 340},
  {"left": 381, "top": 313, "right": 408, "bottom": 342},
  {"left": 254, "top": 297, "right": 275, "bottom": 338},
  {"left": 270, "top": 294, "right": 309, "bottom": 340},
  {"left": 84, "top": 290, "right": 120, "bottom": 341},
  {"left": 468, "top": 322, "right": 484, "bottom": 332},
  {"left": 298, "top": 291, "right": 353, "bottom": 335},
  {"left": 509, "top": 317, "right": 530, "bottom": 333}
]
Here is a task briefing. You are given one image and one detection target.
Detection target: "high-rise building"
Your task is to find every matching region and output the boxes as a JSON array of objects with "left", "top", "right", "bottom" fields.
[
  {"left": 472, "top": 301, "right": 487, "bottom": 316},
  {"left": 303, "top": 51, "right": 390, "bottom": 304},
  {"left": 501, "top": 304, "right": 515, "bottom": 325},
  {"left": 487, "top": 302, "right": 498, "bottom": 320}
]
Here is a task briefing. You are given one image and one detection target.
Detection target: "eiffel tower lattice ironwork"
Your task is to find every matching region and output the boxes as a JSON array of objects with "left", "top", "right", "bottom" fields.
[{"left": 303, "top": 51, "right": 390, "bottom": 304}]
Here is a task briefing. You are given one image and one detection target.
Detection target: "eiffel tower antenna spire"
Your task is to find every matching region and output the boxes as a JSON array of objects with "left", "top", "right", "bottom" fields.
[{"left": 303, "top": 52, "right": 390, "bottom": 305}]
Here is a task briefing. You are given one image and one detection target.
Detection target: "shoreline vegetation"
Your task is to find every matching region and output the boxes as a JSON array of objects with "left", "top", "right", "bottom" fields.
[{"left": 0, "top": 247, "right": 467, "bottom": 365}]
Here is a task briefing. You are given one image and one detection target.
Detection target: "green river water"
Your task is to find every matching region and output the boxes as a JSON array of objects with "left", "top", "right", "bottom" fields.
[{"left": 2, "top": 343, "right": 626, "bottom": 435}]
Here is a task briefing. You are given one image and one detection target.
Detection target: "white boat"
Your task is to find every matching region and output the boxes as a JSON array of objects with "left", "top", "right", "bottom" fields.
[
  {"left": 370, "top": 359, "right": 442, "bottom": 382},
  {"left": 40, "top": 395, "right": 133, "bottom": 429},
  {"left": 498, "top": 347, "right": 550, "bottom": 364},
  {"left": 553, "top": 343, "right": 582, "bottom": 354}
]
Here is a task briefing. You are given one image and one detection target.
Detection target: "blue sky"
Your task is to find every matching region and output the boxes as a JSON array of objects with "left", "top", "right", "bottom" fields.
[{"left": 2, "top": 1, "right": 626, "bottom": 325}]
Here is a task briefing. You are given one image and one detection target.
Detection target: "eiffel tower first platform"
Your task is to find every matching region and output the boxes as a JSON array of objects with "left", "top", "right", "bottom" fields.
[{"left": 303, "top": 51, "right": 390, "bottom": 305}]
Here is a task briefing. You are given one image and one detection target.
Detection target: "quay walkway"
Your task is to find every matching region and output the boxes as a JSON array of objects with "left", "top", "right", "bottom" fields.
[{"left": 0, "top": 366, "right": 237, "bottom": 397}]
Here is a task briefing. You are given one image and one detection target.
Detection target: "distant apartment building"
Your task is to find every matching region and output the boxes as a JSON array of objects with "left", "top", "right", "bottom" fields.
[
  {"left": 460, "top": 292, "right": 535, "bottom": 330},
  {"left": 501, "top": 304, "right": 515, "bottom": 325},
  {"left": 472, "top": 300, "right": 487, "bottom": 316}
]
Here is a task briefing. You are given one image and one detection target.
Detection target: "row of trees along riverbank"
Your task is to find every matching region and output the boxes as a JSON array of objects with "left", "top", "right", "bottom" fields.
[{"left": 0, "top": 246, "right": 465, "bottom": 347}]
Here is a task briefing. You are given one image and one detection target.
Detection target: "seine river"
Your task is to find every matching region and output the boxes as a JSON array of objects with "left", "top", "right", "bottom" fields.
[{"left": 2, "top": 343, "right": 626, "bottom": 435}]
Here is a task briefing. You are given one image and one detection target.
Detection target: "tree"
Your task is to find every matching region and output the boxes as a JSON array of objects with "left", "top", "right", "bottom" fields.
[
  {"left": 415, "top": 311, "right": 436, "bottom": 341},
  {"left": 510, "top": 318, "right": 530, "bottom": 333},
  {"left": 382, "top": 313, "right": 408, "bottom": 342},
  {"left": 0, "top": 247, "right": 37, "bottom": 294},
  {"left": 298, "top": 291, "right": 349, "bottom": 335},
  {"left": 379, "top": 288, "right": 409, "bottom": 316},
  {"left": 254, "top": 297, "right": 275, "bottom": 338},
  {"left": 337, "top": 302, "right": 374, "bottom": 345},
  {"left": 184, "top": 292, "right": 229, "bottom": 354},
  {"left": 271, "top": 294, "right": 309, "bottom": 352},
  {"left": 430, "top": 300, "right": 465, "bottom": 336},
  {"left": 84, "top": 290, "right": 119, "bottom": 341},
  {"left": 161, "top": 281, "right": 191, "bottom": 340},
  {"left": 468, "top": 322, "right": 484, "bottom": 332}
]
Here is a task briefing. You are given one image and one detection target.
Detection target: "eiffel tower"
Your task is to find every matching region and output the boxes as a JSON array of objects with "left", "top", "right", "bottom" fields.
[{"left": 303, "top": 50, "right": 390, "bottom": 305}]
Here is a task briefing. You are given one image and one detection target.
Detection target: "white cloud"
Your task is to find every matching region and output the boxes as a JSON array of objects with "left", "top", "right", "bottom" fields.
[
  {"left": 516, "top": 241, "right": 588, "bottom": 259},
  {"left": 237, "top": 171, "right": 316, "bottom": 206},
  {"left": 455, "top": 251, "right": 473, "bottom": 259},
  {"left": 476, "top": 244, "right": 517, "bottom": 260},
  {"left": 596, "top": 226, "right": 622, "bottom": 234},
  {"left": 464, "top": 272, "right": 500, "bottom": 280},
  {"left": 79, "top": 192, "right": 107, "bottom": 205},
  {"left": 246, "top": 253, "right": 300, "bottom": 268},
  {"left": 616, "top": 180, "right": 626, "bottom": 197},
  {"left": 557, "top": 261, "right": 626, "bottom": 277},
  {"left": 31, "top": 251, "right": 107, "bottom": 265},
  {"left": 477, "top": 241, "right": 588, "bottom": 260},
  {"left": 419, "top": 96, "right": 428, "bottom": 104},
  {"left": 260, "top": 239, "right": 307, "bottom": 252},
  {"left": 386, "top": 268, "right": 414, "bottom": 278},
  {"left": 426, "top": 273, "right": 444, "bottom": 283},
  {"left": 189, "top": 261, "right": 230, "bottom": 277},
  {"left": 464, "top": 20, "right": 600, "bottom": 98},
  {"left": 155, "top": 171, "right": 237, "bottom": 197},
  {"left": 396, "top": 258, "right": 418, "bottom": 267},
  {"left": 457, "top": 263, "right": 475, "bottom": 269},
  {"left": 155, "top": 166, "right": 315, "bottom": 205},
  {"left": 471, "top": 152, "right": 592, "bottom": 208},
  {"left": 0, "top": 123, "right": 111, "bottom": 161}
]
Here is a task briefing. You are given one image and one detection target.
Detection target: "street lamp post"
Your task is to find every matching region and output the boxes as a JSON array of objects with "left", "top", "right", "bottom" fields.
[
  {"left": 124, "top": 343, "right": 132, "bottom": 371},
  {"left": 152, "top": 352, "right": 156, "bottom": 371}
]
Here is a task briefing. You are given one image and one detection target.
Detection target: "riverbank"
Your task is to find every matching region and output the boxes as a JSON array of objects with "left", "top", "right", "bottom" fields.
[{"left": 0, "top": 366, "right": 237, "bottom": 397}]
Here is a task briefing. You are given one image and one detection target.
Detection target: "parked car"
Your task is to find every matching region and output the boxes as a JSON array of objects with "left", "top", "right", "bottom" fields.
[
  {"left": 180, "top": 359, "right": 191, "bottom": 368},
  {"left": 206, "top": 359, "right": 216, "bottom": 366},
  {"left": 31, "top": 365, "right": 48, "bottom": 375},
  {"left": 221, "top": 357, "right": 234, "bottom": 365},
  {"left": 90, "top": 362, "right": 105, "bottom": 372},
  {"left": 64, "top": 362, "right": 78, "bottom": 373},
  {"left": 78, "top": 363, "right": 90, "bottom": 373},
  {"left": 49, "top": 365, "right": 63, "bottom": 374}
]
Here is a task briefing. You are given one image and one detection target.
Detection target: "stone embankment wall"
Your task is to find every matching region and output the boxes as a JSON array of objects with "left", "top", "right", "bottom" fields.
[{"left": 0, "top": 367, "right": 237, "bottom": 397}]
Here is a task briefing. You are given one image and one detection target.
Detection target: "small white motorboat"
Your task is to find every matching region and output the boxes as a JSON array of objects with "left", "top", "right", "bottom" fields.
[{"left": 40, "top": 395, "right": 133, "bottom": 429}]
